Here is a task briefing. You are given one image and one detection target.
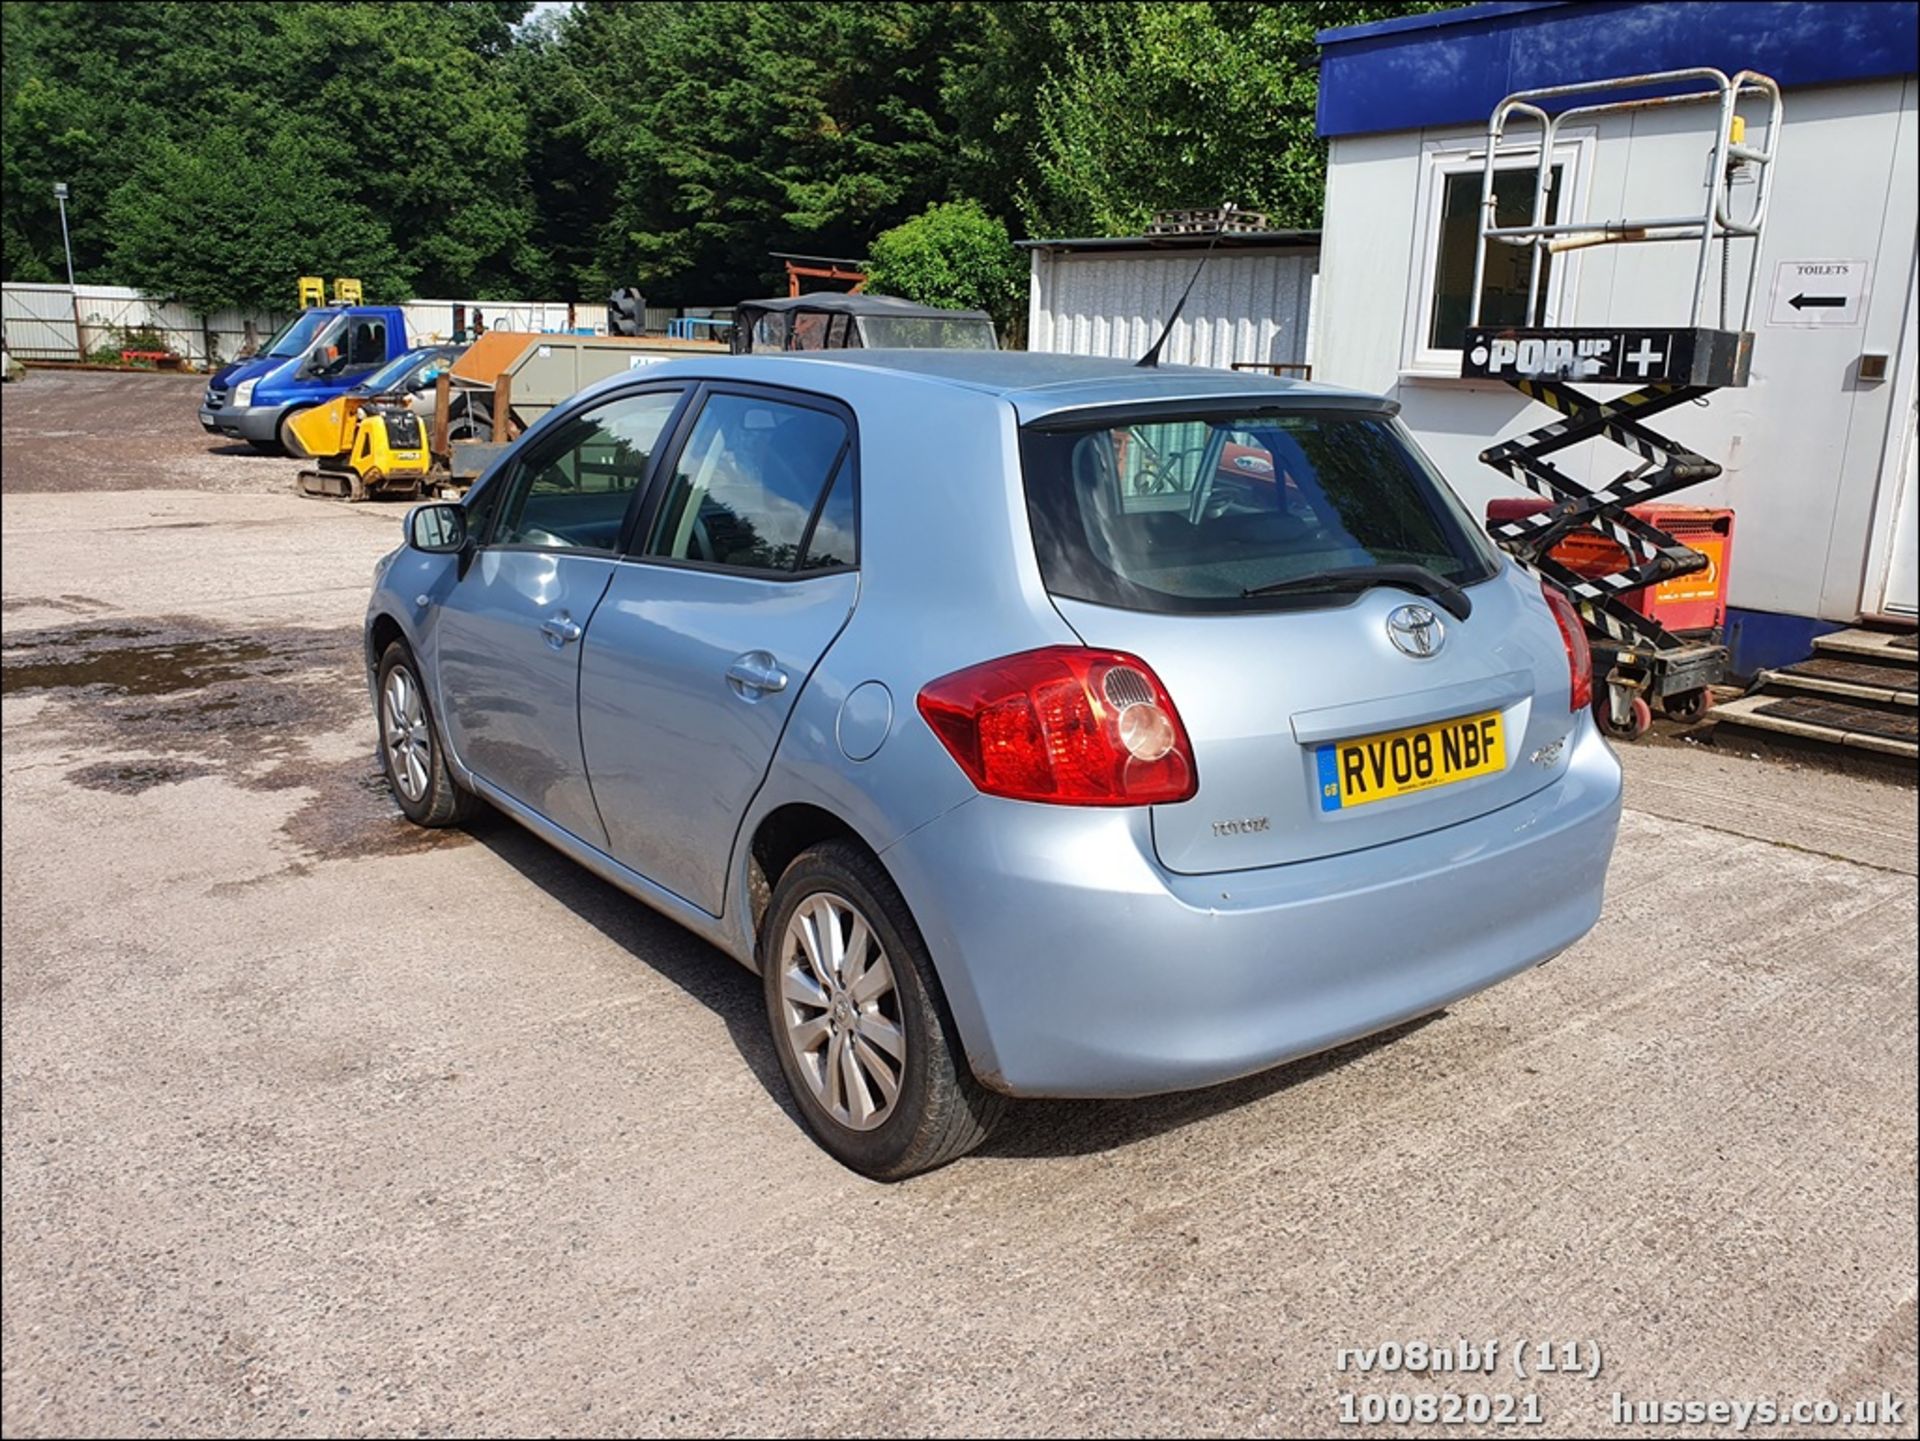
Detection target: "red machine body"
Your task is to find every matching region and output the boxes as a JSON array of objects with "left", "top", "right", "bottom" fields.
[{"left": 1485, "top": 499, "right": 1735, "bottom": 635}]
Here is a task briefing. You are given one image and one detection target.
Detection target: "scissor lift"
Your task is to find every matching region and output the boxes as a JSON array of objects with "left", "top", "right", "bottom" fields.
[{"left": 1461, "top": 68, "right": 1782, "bottom": 739}]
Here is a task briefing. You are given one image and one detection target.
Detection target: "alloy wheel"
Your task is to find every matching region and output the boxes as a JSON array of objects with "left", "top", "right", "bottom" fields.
[
  {"left": 382, "top": 665, "right": 432, "bottom": 803},
  {"left": 778, "top": 892, "right": 905, "bottom": 1131}
]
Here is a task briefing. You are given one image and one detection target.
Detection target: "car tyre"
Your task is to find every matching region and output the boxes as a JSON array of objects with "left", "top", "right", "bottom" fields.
[
  {"left": 376, "top": 640, "right": 474, "bottom": 827},
  {"left": 761, "top": 840, "right": 1004, "bottom": 1180},
  {"left": 277, "top": 407, "right": 313, "bottom": 459}
]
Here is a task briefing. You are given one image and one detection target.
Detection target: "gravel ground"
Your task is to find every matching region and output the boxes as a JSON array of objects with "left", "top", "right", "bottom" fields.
[
  {"left": 0, "top": 369, "right": 310, "bottom": 495},
  {"left": 2, "top": 371, "right": 1915, "bottom": 1438}
]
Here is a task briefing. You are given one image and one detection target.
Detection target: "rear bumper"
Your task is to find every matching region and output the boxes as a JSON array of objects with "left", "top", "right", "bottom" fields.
[
  {"left": 881, "top": 719, "right": 1622, "bottom": 1098},
  {"left": 198, "top": 402, "right": 279, "bottom": 443}
]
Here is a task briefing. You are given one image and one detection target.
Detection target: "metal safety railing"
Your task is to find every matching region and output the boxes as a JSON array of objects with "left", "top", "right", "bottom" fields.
[{"left": 1469, "top": 67, "right": 1783, "bottom": 333}]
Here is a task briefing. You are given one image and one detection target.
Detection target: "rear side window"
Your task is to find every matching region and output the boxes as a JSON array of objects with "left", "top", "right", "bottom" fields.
[
  {"left": 802, "top": 463, "right": 856, "bottom": 569},
  {"left": 1020, "top": 410, "right": 1496, "bottom": 613},
  {"left": 644, "top": 393, "right": 852, "bottom": 573}
]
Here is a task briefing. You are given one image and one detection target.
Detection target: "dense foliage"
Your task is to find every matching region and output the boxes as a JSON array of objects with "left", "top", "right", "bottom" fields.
[
  {"left": 2, "top": 1, "right": 1443, "bottom": 310},
  {"left": 866, "top": 202, "right": 1027, "bottom": 330}
]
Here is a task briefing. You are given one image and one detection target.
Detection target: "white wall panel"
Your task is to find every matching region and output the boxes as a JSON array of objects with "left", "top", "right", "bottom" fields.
[{"left": 1029, "top": 247, "right": 1320, "bottom": 372}]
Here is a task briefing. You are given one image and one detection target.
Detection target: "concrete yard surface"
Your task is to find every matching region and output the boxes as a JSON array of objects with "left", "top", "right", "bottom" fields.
[{"left": 2, "top": 371, "right": 1916, "bottom": 1437}]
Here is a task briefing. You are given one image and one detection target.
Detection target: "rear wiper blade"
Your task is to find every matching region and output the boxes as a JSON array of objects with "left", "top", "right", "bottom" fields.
[{"left": 1241, "top": 563, "right": 1472, "bottom": 620}]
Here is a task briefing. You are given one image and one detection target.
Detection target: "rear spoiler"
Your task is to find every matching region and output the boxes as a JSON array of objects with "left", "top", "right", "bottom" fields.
[{"left": 1019, "top": 391, "right": 1400, "bottom": 431}]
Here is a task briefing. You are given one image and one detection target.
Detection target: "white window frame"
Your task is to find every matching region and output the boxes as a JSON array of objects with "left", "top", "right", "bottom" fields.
[{"left": 1402, "top": 128, "right": 1596, "bottom": 378}]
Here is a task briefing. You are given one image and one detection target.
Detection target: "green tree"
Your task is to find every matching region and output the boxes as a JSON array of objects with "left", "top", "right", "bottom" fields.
[
  {"left": 3, "top": 0, "right": 1444, "bottom": 306},
  {"left": 939, "top": 1, "right": 1139, "bottom": 235},
  {"left": 269, "top": 2, "right": 538, "bottom": 298},
  {"left": 553, "top": 1, "right": 992, "bottom": 302},
  {"left": 1022, "top": 1, "right": 1452, "bottom": 237},
  {"left": 106, "top": 123, "right": 406, "bottom": 312},
  {"left": 2, "top": 1, "right": 535, "bottom": 305},
  {"left": 866, "top": 200, "right": 1026, "bottom": 330}
]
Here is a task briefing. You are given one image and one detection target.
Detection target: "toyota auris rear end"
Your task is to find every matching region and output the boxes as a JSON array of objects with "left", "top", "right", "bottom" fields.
[{"left": 367, "top": 352, "right": 1622, "bottom": 1178}]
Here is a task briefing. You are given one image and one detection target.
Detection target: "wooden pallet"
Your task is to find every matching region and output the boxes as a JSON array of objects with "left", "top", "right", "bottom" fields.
[{"left": 1145, "top": 206, "right": 1270, "bottom": 236}]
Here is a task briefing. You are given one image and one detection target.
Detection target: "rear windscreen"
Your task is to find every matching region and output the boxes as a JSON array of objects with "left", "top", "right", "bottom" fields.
[{"left": 1020, "top": 409, "right": 1497, "bottom": 613}]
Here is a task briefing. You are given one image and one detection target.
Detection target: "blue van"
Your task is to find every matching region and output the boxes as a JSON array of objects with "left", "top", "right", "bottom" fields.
[{"left": 199, "top": 305, "right": 411, "bottom": 453}]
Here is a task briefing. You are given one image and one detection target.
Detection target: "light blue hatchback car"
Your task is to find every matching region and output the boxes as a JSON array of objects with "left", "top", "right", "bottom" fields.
[{"left": 367, "top": 351, "right": 1622, "bottom": 1178}]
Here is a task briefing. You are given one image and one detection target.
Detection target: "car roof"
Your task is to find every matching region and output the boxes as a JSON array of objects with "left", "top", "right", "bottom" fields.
[{"left": 761, "top": 348, "right": 1390, "bottom": 424}]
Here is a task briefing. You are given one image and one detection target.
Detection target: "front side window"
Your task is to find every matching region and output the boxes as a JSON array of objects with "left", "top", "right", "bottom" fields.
[
  {"left": 492, "top": 390, "right": 682, "bottom": 551},
  {"left": 344, "top": 319, "right": 386, "bottom": 372},
  {"left": 1022, "top": 409, "right": 1496, "bottom": 613},
  {"left": 644, "top": 393, "right": 852, "bottom": 573},
  {"left": 306, "top": 315, "right": 385, "bottom": 377}
]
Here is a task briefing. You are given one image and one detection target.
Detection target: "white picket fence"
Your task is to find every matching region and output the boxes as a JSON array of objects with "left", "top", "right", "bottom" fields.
[{"left": 0, "top": 283, "right": 591, "bottom": 366}]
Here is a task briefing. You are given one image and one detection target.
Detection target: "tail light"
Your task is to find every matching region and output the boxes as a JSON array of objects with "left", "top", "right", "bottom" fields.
[
  {"left": 916, "top": 647, "right": 1197, "bottom": 805},
  {"left": 1540, "top": 581, "right": 1594, "bottom": 712}
]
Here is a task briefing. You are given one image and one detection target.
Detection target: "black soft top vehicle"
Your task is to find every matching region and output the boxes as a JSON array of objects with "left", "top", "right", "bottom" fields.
[{"left": 730, "top": 293, "right": 998, "bottom": 354}]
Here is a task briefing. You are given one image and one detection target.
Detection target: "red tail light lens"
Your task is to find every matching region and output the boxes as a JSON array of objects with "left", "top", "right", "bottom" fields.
[
  {"left": 916, "top": 647, "right": 1197, "bottom": 805},
  {"left": 1540, "top": 581, "right": 1594, "bottom": 712}
]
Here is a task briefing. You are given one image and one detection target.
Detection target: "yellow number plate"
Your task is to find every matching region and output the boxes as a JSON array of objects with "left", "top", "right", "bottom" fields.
[{"left": 1316, "top": 710, "right": 1505, "bottom": 811}]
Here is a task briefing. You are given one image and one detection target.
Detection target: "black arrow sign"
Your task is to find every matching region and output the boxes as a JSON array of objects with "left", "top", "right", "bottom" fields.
[{"left": 1790, "top": 293, "right": 1846, "bottom": 310}]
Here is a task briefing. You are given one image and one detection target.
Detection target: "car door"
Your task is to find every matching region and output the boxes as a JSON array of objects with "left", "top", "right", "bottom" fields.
[
  {"left": 434, "top": 387, "right": 686, "bottom": 847},
  {"left": 579, "top": 385, "right": 859, "bottom": 914}
]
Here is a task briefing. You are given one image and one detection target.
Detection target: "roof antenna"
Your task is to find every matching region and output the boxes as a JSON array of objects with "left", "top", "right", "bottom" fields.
[{"left": 1136, "top": 201, "right": 1235, "bottom": 368}]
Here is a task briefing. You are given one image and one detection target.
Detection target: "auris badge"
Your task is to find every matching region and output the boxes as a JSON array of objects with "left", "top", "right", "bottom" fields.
[{"left": 1386, "top": 603, "right": 1445, "bottom": 659}]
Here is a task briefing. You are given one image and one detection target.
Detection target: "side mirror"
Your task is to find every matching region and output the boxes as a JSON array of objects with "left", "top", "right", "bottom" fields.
[{"left": 406, "top": 502, "right": 468, "bottom": 553}]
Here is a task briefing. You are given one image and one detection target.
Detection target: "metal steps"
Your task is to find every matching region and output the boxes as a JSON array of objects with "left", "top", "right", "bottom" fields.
[
  {"left": 1814, "top": 628, "right": 1919, "bottom": 661},
  {"left": 1757, "top": 655, "right": 1917, "bottom": 707},
  {"left": 1714, "top": 628, "right": 1919, "bottom": 760}
]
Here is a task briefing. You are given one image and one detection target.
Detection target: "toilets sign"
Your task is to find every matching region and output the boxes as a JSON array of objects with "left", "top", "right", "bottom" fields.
[{"left": 1768, "top": 259, "right": 1868, "bottom": 327}]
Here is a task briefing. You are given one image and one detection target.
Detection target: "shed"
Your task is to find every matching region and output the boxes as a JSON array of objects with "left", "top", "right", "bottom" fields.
[
  {"left": 1315, "top": 0, "right": 1918, "bottom": 671},
  {"left": 1020, "top": 230, "right": 1321, "bottom": 374}
]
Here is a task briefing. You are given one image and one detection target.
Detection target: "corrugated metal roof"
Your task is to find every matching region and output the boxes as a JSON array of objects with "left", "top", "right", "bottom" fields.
[{"left": 1017, "top": 230, "right": 1320, "bottom": 253}]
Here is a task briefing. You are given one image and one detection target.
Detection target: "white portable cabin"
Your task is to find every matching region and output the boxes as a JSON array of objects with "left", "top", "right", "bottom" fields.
[{"left": 1313, "top": 0, "right": 1917, "bottom": 672}]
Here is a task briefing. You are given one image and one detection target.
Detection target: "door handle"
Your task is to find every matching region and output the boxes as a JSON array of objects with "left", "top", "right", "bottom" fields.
[
  {"left": 540, "top": 613, "right": 582, "bottom": 649},
  {"left": 726, "top": 651, "right": 789, "bottom": 698}
]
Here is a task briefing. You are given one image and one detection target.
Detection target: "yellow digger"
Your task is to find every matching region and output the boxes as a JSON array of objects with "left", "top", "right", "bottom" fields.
[{"left": 290, "top": 346, "right": 459, "bottom": 501}]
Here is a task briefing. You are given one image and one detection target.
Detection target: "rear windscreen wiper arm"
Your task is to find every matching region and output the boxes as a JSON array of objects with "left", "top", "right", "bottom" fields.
[{"left": 1241, "top": 563, "right": 1472, "bottom": 620}]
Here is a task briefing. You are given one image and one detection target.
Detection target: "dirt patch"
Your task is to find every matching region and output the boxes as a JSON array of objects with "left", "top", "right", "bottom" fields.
[
  {"left": 264, "top": 749, "right": 489, "bottom": 865},
  {"left": 0, "top": 595, "right": 112, "bottom": 617},
  {"left": 0, "top": 369, "right": 307, "bottom": 495},
  {"left": 2, "top": 627, "right": 286, "bottom": 699},
  {"left": 67, "top": 758, "right": 219, "bottom": 794},
  {"left": 4, "top": 617, "right": 472, "bottom": 864}
]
